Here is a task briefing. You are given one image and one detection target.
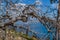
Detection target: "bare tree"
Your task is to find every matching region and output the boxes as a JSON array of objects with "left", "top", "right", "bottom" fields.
[{"left": 0, "top": 0, "right": 59, "bottom": 40}]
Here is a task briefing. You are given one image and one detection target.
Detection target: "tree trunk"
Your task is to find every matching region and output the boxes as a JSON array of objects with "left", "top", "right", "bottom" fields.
[{"left": 56, "top": 0, "right": 60, "bottom": 40}]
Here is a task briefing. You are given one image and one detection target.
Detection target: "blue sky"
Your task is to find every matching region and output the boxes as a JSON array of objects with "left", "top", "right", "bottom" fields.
[
  {"left": 11, "top": 0, "right": 50, "bottom": 5},
  {"left": 12, "top": 0, "right": 57, "bottom": 39},
  {"left": 0, "top": 0, "right": 57, "bottom": 40}
]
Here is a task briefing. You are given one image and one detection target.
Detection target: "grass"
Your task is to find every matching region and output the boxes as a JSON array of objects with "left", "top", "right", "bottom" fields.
[{"left": 6, "top": 29, "right": 38, "bottom": 40}]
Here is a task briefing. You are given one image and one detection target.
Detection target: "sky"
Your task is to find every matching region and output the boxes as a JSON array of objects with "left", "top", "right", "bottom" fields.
[
  {"left": 11, "top": 0, "right": 51, "bottom": 5},
  {"left": 0, "top": 0, "right": 58, "bottom": 40},
  {"left": 15, "top": 0, "right": 57, "bottom": 40},
  {"left": 12, "top": 0, "right": 56, "bottom": 39},
  {"left": 8, "top": 0, "right": 48, "bottom": 36}
]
